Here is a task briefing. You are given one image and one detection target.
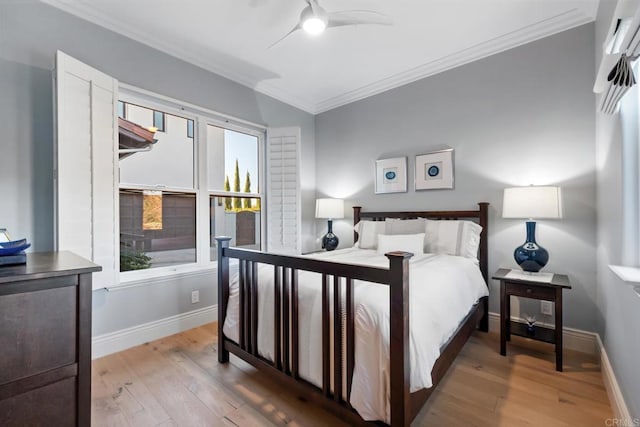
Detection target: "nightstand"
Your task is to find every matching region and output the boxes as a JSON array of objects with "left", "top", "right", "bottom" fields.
[{"left": 492, "top": 268, "right": 571, "bottom": 371}]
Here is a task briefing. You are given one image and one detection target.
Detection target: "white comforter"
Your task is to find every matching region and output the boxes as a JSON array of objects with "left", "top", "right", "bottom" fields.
[{"left": 222, "top": 248, "right": 488, "bottom": 422}]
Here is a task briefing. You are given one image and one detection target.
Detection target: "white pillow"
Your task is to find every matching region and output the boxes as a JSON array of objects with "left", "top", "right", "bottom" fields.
[
  {"left": 353, "top": 221, "right": 386, "bottom": 249},
  {"left": 424, "top": 219, "right": 482, "bottom": 258},
  {"left": 384, "top": 218, "right": 426, "bottom": 235},
  {"left": 376, "top": 233, "right": 425, "bottom": 256}
]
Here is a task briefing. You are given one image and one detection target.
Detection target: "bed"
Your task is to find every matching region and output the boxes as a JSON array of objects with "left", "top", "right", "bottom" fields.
[{"left": 216, "top": 203, "right": 489, "bottom": 426}]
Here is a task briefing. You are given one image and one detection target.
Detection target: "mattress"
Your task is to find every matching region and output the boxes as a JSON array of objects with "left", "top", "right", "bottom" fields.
[{"left": 222, "top": 247, "right": 488, "bottom": 422}]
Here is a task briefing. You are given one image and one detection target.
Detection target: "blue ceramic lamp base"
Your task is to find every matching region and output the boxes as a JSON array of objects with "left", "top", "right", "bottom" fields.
[
  {"left": 322, "top": 219, "right": 339, "bottom": 251},
  {"left": 514, "top": 221, "right": 549, "bottom": 273}
]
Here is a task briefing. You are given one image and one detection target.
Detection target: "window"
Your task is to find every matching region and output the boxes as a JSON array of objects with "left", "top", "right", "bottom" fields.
[
  {"left": 120, "top": 189, "right": 196, "bottom": 271},
  {"left": 118, "top": 101, "right": 126, "bottom": 119},
  {"left": 187, "top": 119, "right": 194, "bottom": 139},
  {"left": 620, "top": 72, "right": 640, "bottom": 265},
  {"left": 207, "top": 124, "right": 261, "bottom": 260},
  {"left": 117, "top": 93, "right": 264, "bottom": 275},
  {"left": 153, "top": 110, "right": 165, "bottom": 132},
  {"left": 55, "top": 52, "right": 268, "bottom": 287},
  {"left": 119, "top": 103, "right": 196, "bottom": 271}
]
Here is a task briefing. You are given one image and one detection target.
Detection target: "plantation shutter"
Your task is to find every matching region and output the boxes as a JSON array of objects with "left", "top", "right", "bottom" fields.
[
  {"left": 54, "top": 51, "right": 118, "bottom": 289},
  {"left": 266, "top": 127, "right": 301, "bottom": 254}
]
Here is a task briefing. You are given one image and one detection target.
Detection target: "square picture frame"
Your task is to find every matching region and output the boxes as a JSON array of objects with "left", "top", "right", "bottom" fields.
[
  {"left": 415, "top": 149, "right": 454, "bottom": 190},
  {"left": 375, "top": 157, "right": 407, "bottom": 194}
]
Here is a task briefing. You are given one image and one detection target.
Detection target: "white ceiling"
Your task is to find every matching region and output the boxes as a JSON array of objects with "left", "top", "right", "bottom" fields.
[{"left": 42, "top": 0, "right": 598, "bottom": 114}]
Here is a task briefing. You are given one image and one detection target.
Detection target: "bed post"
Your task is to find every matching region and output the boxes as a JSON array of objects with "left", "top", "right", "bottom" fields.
[
  {"left": 478, "top": 202, "right": 489, "bottom": 333},
  {"left": 216, "top": 236, "right": 232, "bottom": 363},
  {"left": 386, "top": 251, "right": 413, "bottom": 427},
  {"left": 477, "top": 202, "right": 489, "bottom": 283},
  {"left": 353, "top": 206, "right": 362, "bottom": 244}
]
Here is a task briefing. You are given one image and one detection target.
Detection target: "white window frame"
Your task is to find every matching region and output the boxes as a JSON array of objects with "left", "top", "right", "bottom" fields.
[
  {"left": 116, "top": 84, "right": 266, "bottom": 286},
  {"left": 205, "top": 116, "right": 266, "bottom": 253}
]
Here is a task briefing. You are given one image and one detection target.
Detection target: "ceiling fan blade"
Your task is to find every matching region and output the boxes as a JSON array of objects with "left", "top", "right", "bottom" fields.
[
  {"left": 327, "top": 10, "right": 392, "bottom": 28},
  {"left": 268, "top": 23, "right": 301, "bottom": 49}
]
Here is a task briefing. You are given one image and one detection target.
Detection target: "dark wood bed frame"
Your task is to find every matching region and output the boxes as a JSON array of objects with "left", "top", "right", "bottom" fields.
[{"left": 216, "top": 202, "right": 489, "bottom": 426}]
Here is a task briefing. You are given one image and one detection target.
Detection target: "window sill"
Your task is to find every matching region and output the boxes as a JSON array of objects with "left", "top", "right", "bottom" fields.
[
  {"left": 608, "top": 265, "right": 640, "bottom": 297},
  {"left": 106, "top": 263, "right": 217, "bottom": 292}
]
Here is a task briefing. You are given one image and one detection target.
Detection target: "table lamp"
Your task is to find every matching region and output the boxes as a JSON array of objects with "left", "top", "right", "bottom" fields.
[
  {"left": 315, "top": 198, "right": 344, "bottom": 251},
  {"left": 502, "top": 186, "right": 562, "bottom": 272}
]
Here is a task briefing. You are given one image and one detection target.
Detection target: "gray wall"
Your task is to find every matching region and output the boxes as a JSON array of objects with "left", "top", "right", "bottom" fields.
[
  {"left": 4, "top": 8, "right": 634, "bottom": 417},
  {"left": 0, "top": 2, "right": 315, "bottom": 336},
  {"left": 595, "top": 0, "right": 640, "bottom": 418},
  {"left": 315, "top": 24, "right": 597, "bottom": 332}
]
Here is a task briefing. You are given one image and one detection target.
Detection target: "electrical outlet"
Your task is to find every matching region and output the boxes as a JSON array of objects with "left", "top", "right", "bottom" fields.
[
  {"left": 191, "top": 290, "right": 200, "bottom": 304},
  {"left": 540, "top": 301, "right": 553, "bottom": 316}
]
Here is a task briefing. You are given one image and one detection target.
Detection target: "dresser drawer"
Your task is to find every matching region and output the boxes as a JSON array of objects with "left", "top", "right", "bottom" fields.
[
  {"left": 0, "top": 286, "right": 77, "bottom": 384},
  {"left": 0, "top": 377, "right": 76, "bottom": 427},
  {"left": 505, "top": 281, "right": 555, "bottom": 300}
]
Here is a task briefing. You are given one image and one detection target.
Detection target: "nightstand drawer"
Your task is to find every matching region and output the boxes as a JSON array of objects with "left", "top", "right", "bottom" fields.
[{"left": 505, "top": 281, "right": 555, "bottom": 300}]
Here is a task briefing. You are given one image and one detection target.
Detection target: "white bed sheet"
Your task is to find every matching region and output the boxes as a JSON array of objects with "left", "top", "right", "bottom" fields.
[{"left": 222, "top": 248, "right": 488, "bottom": 423}]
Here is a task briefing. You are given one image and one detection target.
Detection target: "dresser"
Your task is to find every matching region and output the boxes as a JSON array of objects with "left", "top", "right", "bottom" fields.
[{"left": 0, "top": 252, "right": 101, "bottom": 426}]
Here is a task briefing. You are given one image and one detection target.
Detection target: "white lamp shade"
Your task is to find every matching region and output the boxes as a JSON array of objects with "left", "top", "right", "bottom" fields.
[
  {"left": 502, "top": 186, "right": 563, "bottom": 219},
  {"left": 315, "top": 198, "right": 344, "bottom": 219}
]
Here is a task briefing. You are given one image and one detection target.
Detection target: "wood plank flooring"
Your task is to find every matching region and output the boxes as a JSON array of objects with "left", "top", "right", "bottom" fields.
[{"left": 92, "top": 324, "right": 613, "bottom": 426}]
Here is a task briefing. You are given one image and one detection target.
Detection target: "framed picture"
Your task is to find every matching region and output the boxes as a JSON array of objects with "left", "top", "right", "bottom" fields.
[
  {"left": 375, "top": 157, "right": 407, "bottom": 194},
  {"left": 415, "top": 149, "right": 454, "bottom": 190}
]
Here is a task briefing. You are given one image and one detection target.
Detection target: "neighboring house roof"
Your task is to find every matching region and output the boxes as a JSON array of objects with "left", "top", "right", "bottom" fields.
[{"left": 119, "top": 117, "right": 157, "bottom": 159}]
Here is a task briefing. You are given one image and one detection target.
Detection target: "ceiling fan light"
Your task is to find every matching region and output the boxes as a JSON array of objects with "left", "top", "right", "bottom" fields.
[{"left": 302, "top": 16, "right": 326, "bottom": 35}]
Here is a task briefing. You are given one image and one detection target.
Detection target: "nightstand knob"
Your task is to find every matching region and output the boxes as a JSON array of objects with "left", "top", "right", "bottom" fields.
[{"left": 526, "top": 288, "right": 533, "bottom": 294}]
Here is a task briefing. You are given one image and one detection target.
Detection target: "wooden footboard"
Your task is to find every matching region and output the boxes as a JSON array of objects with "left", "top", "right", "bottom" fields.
[
  {"left": 217, "top": 238, "right": 413, "bottom": 425},
  {"left": 216, "top": 203, "right": 489, "bottom": 427}
]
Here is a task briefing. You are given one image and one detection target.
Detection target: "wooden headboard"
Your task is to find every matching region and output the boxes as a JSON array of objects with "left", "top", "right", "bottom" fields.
[{"left": 353, "top": 202, "right": 490, "bottom": 284}]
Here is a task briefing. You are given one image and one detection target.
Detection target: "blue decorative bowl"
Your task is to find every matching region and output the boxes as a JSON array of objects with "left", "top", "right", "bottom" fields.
[{"left": 0, "top": 239, "right": 31, "bottom": 256}]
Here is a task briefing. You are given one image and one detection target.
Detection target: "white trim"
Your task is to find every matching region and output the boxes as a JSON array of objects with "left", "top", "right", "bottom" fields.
[
  {"left": 609, "top": 264, "right": 640, "bottom": 283},
  {"left": 119, "top": 83, "right": 267, "bottom": 132},
  {"left": 41, "top": 0, "right": 596, "bottom": 115},
  {"left": 92, "top": 305, "right": 217, "bottom": 359},
  {"left": 106, "top": 265, "right": 215, "bottom": 291},
  {"left": 487, "top": 312, "right": 598, "bottom": 355},
  {"left": 609, "top": 265, "right": 640, "bottom": 296},
  {"left": 597, "top": 335, "right": 634, "bottom": 423}
]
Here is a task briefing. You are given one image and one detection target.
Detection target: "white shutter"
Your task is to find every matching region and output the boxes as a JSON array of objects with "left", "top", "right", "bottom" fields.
[
  {"left": 54, "top": 51, "right": 118, "bottom": 289},
  {"left": 266, "top": 127, "right": 301, "bottom": 254}
]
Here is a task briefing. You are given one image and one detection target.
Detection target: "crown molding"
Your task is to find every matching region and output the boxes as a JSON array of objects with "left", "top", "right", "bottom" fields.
[
  {"left": 41, "top": 0, "right": 255, "bottom": 89},
  {"left": 313, "top": 7, "right": 598, "bottom": 114},
  {"left": 41, "top": 0, "right": 597, "bottom": 116},
  {"left": 39, "top": 0, "right": 317, "bottom": 114}
]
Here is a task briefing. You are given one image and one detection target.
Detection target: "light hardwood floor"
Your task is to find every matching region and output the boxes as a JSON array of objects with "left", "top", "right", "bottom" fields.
[{"left": 92, "top": 324, "right": 613, "bottom": 426}]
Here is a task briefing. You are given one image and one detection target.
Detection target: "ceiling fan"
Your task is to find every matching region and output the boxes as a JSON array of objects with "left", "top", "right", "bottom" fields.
[{"left": 269, "top": 0, "right": 392, "bottom": 48}]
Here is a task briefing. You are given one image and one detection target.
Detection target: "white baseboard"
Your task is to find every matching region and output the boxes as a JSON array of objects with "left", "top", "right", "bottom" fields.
[
  {"left": 597, "top": 335, "right": 633, "bottom": 422},
  {"left": 92, "top": 305, "right": 217, "bottom": 359},
  {"left": 487, "top": 312, "right": 598, "bottom": 355}
]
